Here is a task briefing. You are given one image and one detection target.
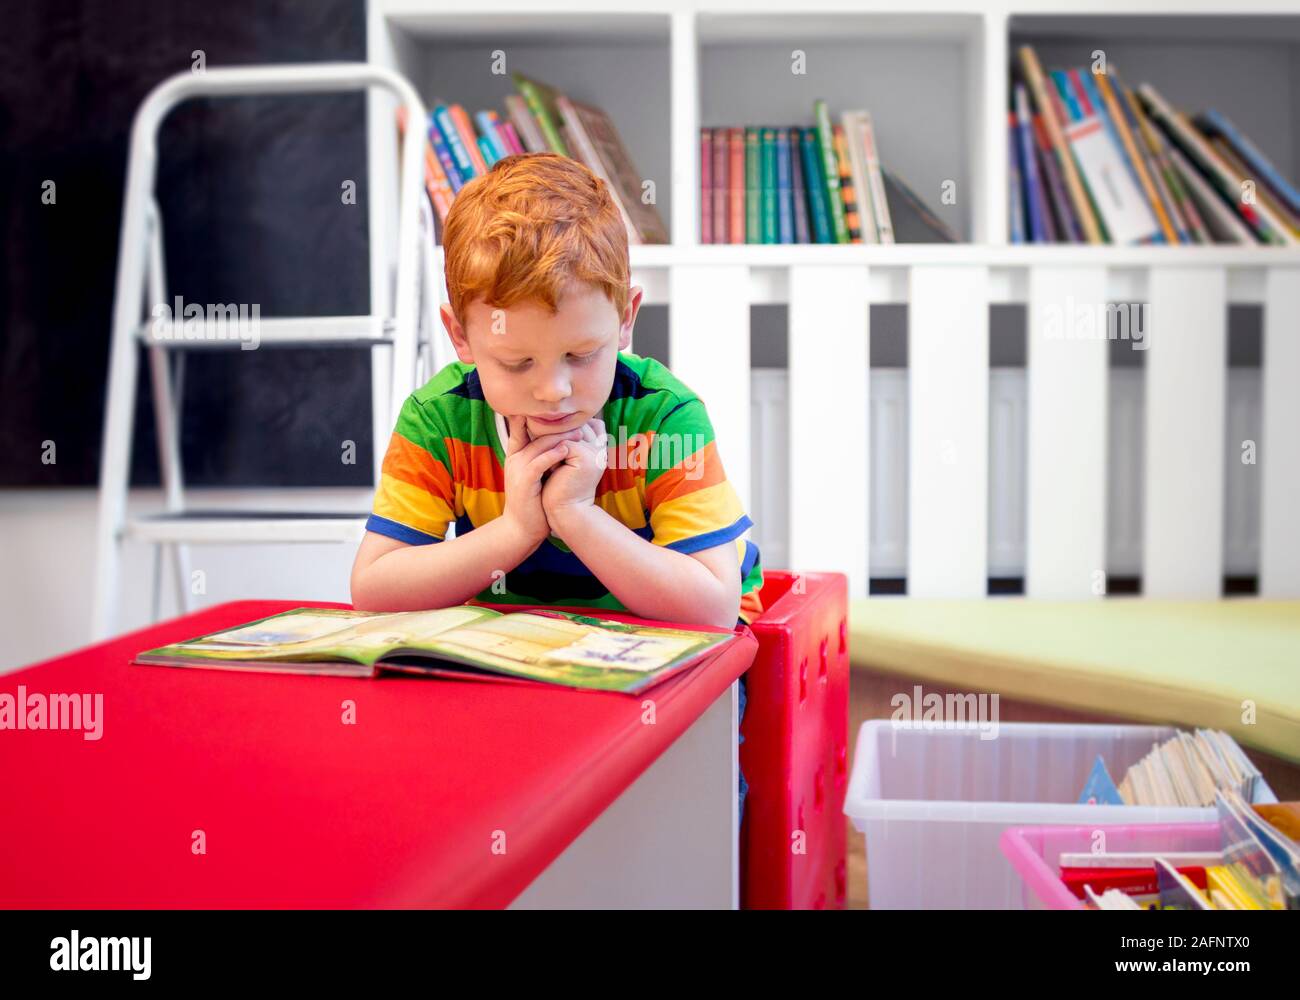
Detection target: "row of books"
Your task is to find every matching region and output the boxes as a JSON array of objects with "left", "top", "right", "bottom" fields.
[
  {"left": 700, "top": 102, "right": 959, "bottom": 245},
  {"left": 401, "top": 72, "right": 668, "bottom": 245},
  {"left": 1011, "top": 45, "right": 1300, "bottom": 245}
]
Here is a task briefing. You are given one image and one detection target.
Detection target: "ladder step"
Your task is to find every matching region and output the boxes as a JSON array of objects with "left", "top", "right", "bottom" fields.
[
  {"left": 126, "top": 511, "right": 369, "bottom": 544},
  {"left": 136, "top": 315, "right": 393, "bottom": 349}
]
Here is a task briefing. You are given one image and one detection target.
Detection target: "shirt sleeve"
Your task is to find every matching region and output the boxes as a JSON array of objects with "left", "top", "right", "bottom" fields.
[
  {"left": 644, "top": 396, "right": 753, "bottom": 553},
  {"left": 365, "top": 394, "right": 456, "bottom": 545}
]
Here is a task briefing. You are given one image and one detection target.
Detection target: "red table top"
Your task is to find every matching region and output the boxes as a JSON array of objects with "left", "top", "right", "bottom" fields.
[{"left": 0, "top": 601, "right": 756, "bottom": 909}]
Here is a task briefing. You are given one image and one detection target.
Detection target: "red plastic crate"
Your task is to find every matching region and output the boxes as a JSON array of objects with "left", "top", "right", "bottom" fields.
[{"left": 740, "top": 570, "right": 850, "bottom": 909}]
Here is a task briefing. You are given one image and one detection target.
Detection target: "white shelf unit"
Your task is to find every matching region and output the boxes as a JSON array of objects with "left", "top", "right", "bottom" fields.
[{"left": 368, "top": 0, "right": 1300, "bottom": 602}]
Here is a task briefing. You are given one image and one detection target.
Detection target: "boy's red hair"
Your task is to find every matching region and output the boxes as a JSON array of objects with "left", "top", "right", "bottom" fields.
[{"left": 441, "top": 153, "right": 630, "bottom": 326}]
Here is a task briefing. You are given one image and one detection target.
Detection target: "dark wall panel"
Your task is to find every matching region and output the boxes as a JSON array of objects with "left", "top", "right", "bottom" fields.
[{"left": 0, "top": 0, "right": 374, "bottom": 487}]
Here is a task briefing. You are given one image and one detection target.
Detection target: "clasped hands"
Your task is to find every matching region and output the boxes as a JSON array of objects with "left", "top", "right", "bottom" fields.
[{"left": 501, "top": 414, "right": 609, "bottom": 547}]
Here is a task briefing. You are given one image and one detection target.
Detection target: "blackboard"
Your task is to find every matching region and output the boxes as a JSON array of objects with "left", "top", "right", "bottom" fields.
[{"left": 0, "top": 0, "right": 374, "bottom": 487}]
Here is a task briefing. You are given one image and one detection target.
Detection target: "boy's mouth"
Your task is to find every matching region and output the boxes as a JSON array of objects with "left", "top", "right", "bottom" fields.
[{"left": 529, "top": 412, "right": 578, "bottom": 427}]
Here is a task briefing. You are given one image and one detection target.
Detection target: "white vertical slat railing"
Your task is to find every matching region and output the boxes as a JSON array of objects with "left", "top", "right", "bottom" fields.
[
  {"left": 1260, "top": 268, "right": 1300, "bottom": 596},
  {"left": 1025, "top": 266, "right": 1109, "bottom": 597},
  {"left": 987, "top": 368, "right": 1027, "bottom": 578},
  {"left": 1143, "top": 267, "right": 1228, "bottom": 597},
  {"left": 869, "top": 370, "right": 909, "bottom": 578},
  {"left": 668, "top": 266, "right": 752, "bottom": 514},
  {"left": 907, "top": 266, "right": 990, "bottom": 597},
  {"left": 788, "top": 265, "right": 870, "bottom": 598},
  {"left": 663, "top": 258, "right": 1287, "bottom": 598}
]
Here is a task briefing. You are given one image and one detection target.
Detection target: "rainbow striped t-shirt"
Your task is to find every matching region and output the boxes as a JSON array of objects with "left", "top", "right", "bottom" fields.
[{"left": 366, "top": 350, "right": 765, "bottom": 624}]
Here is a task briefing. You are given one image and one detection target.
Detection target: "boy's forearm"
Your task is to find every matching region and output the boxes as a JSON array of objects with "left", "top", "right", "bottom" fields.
[
  {"left": 548, "top": 505, "right": 737, "bottom": 628},
  {"left": 353, "top": 518, "right": 540, "bottom": 612}
]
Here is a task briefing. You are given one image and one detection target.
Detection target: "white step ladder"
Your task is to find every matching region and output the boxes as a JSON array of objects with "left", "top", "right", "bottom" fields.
[{"left": 91, "top": 63, "right": 439, "bottom": 639}]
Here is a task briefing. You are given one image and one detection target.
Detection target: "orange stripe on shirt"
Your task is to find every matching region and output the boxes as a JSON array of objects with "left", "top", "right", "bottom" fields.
[
  {"left": 445, "top": 438, "right": 504, "bottom": 492},
  {"left": 644, "top": 439, "right": 728, "bottom": 508},
  {"left": 382, "top": 433, "right": 453, "bottom": 498}
]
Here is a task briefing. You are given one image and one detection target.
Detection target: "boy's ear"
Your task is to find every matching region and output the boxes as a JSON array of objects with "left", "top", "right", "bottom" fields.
[
  {"left": 618, "top": 285, "right": 644, "bottom": 351},
  {"left": 441, "top": 303, "right": 475, "bottom": 364}
]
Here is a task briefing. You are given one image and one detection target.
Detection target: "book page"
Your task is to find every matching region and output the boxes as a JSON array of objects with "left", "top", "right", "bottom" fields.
[
  {"left": 149, "top": 606, "right": 501, "bottom": 664},
  {"left": 401, "top": 611, "right": 733, "bottom": 692}
]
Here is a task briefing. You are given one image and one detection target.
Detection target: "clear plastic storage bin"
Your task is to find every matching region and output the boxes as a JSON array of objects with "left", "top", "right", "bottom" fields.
[{"left": 843, "top": 721, "right": 1277, "bottom": 909}]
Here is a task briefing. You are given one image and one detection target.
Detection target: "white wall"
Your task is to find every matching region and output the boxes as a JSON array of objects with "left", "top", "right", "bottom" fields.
[{"left": 0, "top": 487, "right": 369, "bottom": 673}]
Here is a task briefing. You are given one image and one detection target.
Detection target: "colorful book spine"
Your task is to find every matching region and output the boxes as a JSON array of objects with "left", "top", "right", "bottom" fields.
[
  {"left": 856, "top": 112, "right": 893, "bottom": 244},
  {"left": 422, "top": 143, "right": 454, "bottom": 223},
  {"left": 1053, "top": 70, "right": 1083, "bottom": 121},
  {"left": 1059, "top": 71, "right": 1168, "bottom": 244},
  {"left": 1120, "top": 80, "right": 1205, "bottom": 242},
  {"left": 800, "top": 128, "right": 832, "bottom": 243},
  {"left": 1009, "top": 113, "right": 1025, "bottom": 244},
  {"left": 1079, "top": 71, "right": 1162, "bottom": 243},
  {"left": 1196, "top": 109, "right": 1300, "bottom": 217},
  {"left": 433, "top": 104, "right": 477, "bottom": 183},
  {"left": 745, "top": 127, "right": 761, "bottom": 243},
  {"left": 700, "top": 128, "right": 713, "bottom": 243},
  {"left": 776, "top": 128, "right": 795, "bottom": 244},
  {"left": 832, "top": 124, "right": 861, "bottom": 241},
  {"left": 397, "top": 108, "right": 454, "bottom": 224},
  {"left": 1014, "top": 85, "right": 1048, "bottom": 242},
  {"left": 813, "top": 100, "right": 850, "bottom": 243},
  {"left": 1092, "top": 70, "right": 1175, "bottom": 243},
  {"left": 789, "top": 127, "right": 812, "bottom": 244},
  {"left": 449, "top": 105, "right": 489, "bottom": 175},
  {"left": 1209, "top": 138, "right": 1300, "bottom": 238},
  {"left": 512, "top": 76, "right": 569, "bottom": 156},
  {"left": 1140, "top": 84, "right": 1293, "bottom": 246},
  {"left": 840, "top": 112, "right": 876, "bottom": 243},
  {"left": 1034, "top": 140, "right": 1055, "bottom": 239},
  {"left": 1017, "top": 47, "right": 1103, "bottom": 243},
  {"left": 712, "top": 127, "right": 729, "bottom": 243},
  {"left": 1033, "top": 114, "right": 1078, "bottom": 241},
  {"left": 1168, "top": 144, "right": 1254, "bottom": 244},
  {"left": 429, "top": 126, "right": 464, "bottom": 194},
  {"left": 728, "top": 128, "right": 746, "bottom": 243},
  {"left": 497, "top": 121, "right": 525, "bottom": 156},
  {"left": 477, "top": 136, "right": 499, "bottom": 168},
  {"left": 761, "top": 128, "right": 777, "bottom": 243},
  {"left": 474, "top": 111, "right": 510, "bottom": 161},
  {"left": 1110, "top": 73, "right": 1190, "bottom": 243},
  {"left": 503, "top": 94, "right": 548, "bottom": 154}
]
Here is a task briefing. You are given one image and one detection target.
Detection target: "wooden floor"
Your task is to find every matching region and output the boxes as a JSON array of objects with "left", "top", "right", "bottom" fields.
[{"left": 841, "top": 666, "right": 1300, "bottom": 911}]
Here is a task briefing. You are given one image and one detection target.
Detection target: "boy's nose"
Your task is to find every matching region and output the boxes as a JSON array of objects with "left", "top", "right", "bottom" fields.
[{"left": 534, "top": 373, "right": 571, "bottom": 402}]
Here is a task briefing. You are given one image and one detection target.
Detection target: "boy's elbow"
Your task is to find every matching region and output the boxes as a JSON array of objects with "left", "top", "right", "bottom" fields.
[
  {"left": 708, "top": 586, "right": 742, "bottom": 630},
  {"left": 349, "top": 573, "right": 374, "bottom": 612},
  {"left": 350, "top": 558, "right": 388, "bottom": 612}
]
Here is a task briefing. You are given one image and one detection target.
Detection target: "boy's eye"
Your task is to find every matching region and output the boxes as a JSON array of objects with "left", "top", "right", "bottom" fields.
[{"left": 503, "top": 351, "right": 596, "bottom": 372}]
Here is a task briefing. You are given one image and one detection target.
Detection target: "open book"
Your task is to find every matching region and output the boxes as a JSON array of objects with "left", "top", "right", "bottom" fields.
[{"left": 133, "top": 606, "right": 739, "bottom": 694}]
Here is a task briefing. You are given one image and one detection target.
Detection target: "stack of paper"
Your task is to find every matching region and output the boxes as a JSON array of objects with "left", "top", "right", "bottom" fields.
[{"left": 1079, "top": 729, "right": 1262, "bottom": 808}]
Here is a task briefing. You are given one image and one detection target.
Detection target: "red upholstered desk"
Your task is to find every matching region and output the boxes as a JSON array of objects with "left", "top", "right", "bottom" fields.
[{"left": 0, "top": 600, "right": 757, "bottom": 909}]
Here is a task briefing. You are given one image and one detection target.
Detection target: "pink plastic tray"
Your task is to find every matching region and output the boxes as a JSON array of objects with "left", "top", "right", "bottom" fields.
[{"left": 999, "top": 822, "right": 1222, "bottom": 910}]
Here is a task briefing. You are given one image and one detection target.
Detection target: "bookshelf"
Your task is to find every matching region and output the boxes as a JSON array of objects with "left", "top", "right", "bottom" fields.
[{"left": 367, "top": 0, "right": 1300, "bottom": 604}]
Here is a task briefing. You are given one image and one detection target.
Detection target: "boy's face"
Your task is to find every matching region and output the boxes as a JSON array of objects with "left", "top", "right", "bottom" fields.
[{"left": 442, "top": 282, "right": 643, "bottom": 440}]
